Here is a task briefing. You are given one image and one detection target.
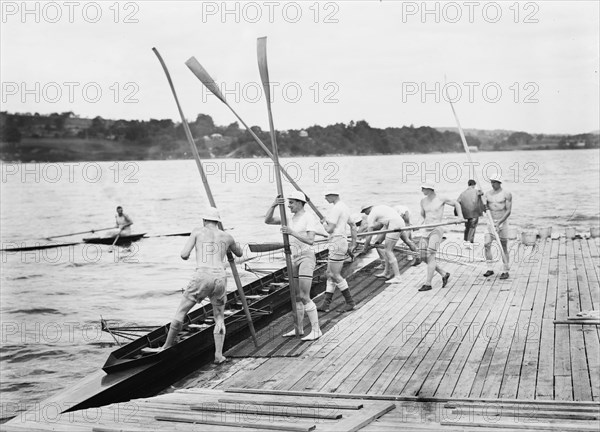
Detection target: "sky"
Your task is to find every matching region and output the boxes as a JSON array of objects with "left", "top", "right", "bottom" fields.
[{"left": 1, "top": 0, "right": 599, "bottom": 135}]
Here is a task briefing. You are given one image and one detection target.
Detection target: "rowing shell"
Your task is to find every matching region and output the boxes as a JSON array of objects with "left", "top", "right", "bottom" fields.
[{"left": 82, "top": 233, "right": 146, "bottom": 246}]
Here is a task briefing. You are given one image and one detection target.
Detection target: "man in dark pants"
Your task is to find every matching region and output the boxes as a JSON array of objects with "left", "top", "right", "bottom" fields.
[{"left": 457, "top": 180, "right": 484, "bottom": 249}]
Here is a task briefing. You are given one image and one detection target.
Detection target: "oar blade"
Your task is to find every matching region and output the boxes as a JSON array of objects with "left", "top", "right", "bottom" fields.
[
  {"left": 185, "top": 56, "right": 227, "bottom": 104},
  {"left": 248, "top": 242, "right": 285, "bottom": 253},
  {"left": 256, "top": 37, "right": 271, "bottom": 103}
]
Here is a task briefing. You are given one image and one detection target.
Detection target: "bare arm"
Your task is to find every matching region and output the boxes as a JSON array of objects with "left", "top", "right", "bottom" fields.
[
  {"left": 496, "top": 191, "right": 512, "bottom": 225},
  {"left": 264, "top": 197, "right": 283, "bottom": 225},
  {"left": 443, "top": 197, "right": 464, "bottom": 219},
  {"left": 180, "top": 230, "right": 198, "bottom": 260},
  {"left": 282, "top": 227, "right": 316, "bottom": 245},
  {"left": 348, "top": 221, "right": 357, "bottom": 251},
  {"left": 228, "top": 236, "right": 244, "bottom": 257}
]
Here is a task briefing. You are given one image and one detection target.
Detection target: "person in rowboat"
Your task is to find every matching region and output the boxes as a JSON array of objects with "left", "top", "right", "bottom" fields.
[
  {"left": 360, "top": 204, "right": 404, "bottom": 284},
  {"left": 483, "top": 174, "right": 512, "bottom": 279},
  {"left": 113, "top": 206, "right": 133, "bottom": 236},
  {"left": 145, "top": 207, "right": 243, "bottom": 364},
  {"left": 318, "top": 189, "right": 358, "bottom": 313},
  {"left": 418, "top": 183, "right": 463, "bottom": 292},
  {"left": 265, "top": 191, "right": 322, "bottom": 341}
]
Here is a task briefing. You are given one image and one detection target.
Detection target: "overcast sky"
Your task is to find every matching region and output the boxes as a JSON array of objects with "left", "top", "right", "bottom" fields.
[{"left": 1, "top": 1, "right": 598, "bottom": 134}]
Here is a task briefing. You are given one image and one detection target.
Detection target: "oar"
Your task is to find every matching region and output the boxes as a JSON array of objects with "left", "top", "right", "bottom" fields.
[
  {"left": 108, "top": 233, "right": 120, "bottom": 253},
  {"left": 444, "top": 82, "right": 509, "bottom": 268},
  {"left": 185, "top": 57, "right": 325, "bottom": 220},
  {"left": 257, "top": 37, "right": 302, "bottom": 337},
  {"left": 249, "top": 238, "right": 329, "bottom": 253},
  {"left": 356, "top": 220, "right": 465, "bottom": 237},
  {"left": 1, "top": 242, "right": 81, "bottom": 252},
  {"left": 45, "top": 227, "right": 114, "bottom": 240},
  {"left": 153, "top": 47, "right": 258, "bottom": 347}
]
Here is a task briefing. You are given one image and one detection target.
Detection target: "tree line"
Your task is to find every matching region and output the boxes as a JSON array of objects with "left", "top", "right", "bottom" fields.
[{"left": 1, "top": 111, "right": 597, "bottom": 162}]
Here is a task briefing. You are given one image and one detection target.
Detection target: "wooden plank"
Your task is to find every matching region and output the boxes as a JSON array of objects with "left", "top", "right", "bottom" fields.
[
  {"left": 155, "top": 414, "right": 316, "bottom": 431},
  {"left": 217, "top": 398, "right": 363, "bottom": 410},
  {"left": 440, "top": 420, "right": 599, "bottom": 431}
]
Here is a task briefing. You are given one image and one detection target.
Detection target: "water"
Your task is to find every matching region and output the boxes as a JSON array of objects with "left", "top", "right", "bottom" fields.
[{"left": 1, "top": 150, "right": 598, "bottom": 417}]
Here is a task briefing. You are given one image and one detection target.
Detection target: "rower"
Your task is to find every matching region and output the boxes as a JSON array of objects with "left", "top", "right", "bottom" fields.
[
  {"left": 483, "top": 174, "right": 512, "bottom": 279},
  {"left": 265, "top": 192, "right": 322, "bottom": 341},
  {"left": 143, "top": 207, "right": 243, "bottom": 364},
  {"left": 114, "top": 206, "right": 133, "bottom": 236},
  {"left": 318, "top": 189, "right": 358, "bottom": 312},
  {"left": 417, "top": 183, "right": 463, "bottom": 292},
  {"left": 360, "top": 204, "right": 404, "bottom": 284}
]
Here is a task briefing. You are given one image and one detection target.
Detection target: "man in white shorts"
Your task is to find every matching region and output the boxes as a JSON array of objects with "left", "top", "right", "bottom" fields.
[
  {"left": 483, "top": 174, "right": 512, "bottom": 279},
  {"left": 318, "top": 189, "right": 358, "bottom": 312},
  {"left": 360, "top": 204, "right": 404, "bottom": 284},
  {"left": 418, "top": 183, "right": 463, "bottom": 292},
  {"left": 145, "top": 207, "right": 243, "bottom": 364},
  {"left": 265, "top": 191, "right": 322, "bottom": 341}
]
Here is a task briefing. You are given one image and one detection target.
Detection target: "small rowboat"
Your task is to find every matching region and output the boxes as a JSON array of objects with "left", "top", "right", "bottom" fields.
[{"left": 82, "top": 233, "right": 146, "bottom": 246}]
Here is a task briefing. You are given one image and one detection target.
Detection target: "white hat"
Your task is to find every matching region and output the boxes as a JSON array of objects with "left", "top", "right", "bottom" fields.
[
  {"left": 203, "top": 207, "right": 221, "bottom": 222},
  {"left": 287, "top": 191, "right": 307, "bottom": 203},
  {"left": 421, "top": 183, "right": 435, "bottom": 190},
  {"left": 350, "top": 213, "right": 364, "bottom": 224},
  {"left": 489, "top": 174, "right": 502, "bottom": 183},
  {"left": 324, "top": 188, "right": 340, "bottom": 196},
  {"left": 360, "top": 203, "right": 373, "bottom": 213}
]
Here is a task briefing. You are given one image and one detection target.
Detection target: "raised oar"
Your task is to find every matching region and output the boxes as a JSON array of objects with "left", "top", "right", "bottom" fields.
[
  {"left": 356, "top": 220, "right": 465, "bottom": 237},
  {"left": 45, "top": 227, "right": 114, "bottom": 240},
  {"left": 257, "top": 37, "right": 301, "bottom": 337},
  {"left": 185, "top": 57, "right": 325, "bottom": 220},
  {"left": 152, "top": 47, "right": 258, "bottom": 347},
  {"left": 445, "top": 84, "right": 509, "bottom": 268}
]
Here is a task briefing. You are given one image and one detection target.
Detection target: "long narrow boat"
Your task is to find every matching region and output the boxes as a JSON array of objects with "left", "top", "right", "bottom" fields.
[
  {"left": 48, "top": 248, "right": 330, "bottom": 412},
  {"left": 82, "top": 233, "right": 146, "bottom": 246}
]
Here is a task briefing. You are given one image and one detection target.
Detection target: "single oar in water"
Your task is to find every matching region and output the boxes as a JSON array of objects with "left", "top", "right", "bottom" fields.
[
  {"left": 357, "top": 220, "right": 466, "bottom": 237},
  {"left": 108, "top": 233, "right": 121, "bottom": 253},
  {"left": 153, "top": 47, "right": 258, "bottom": 347},
  {"left": 45, "top": 226, "right": 114, "bottom": 240},
  {"left": 185, "top": 56, "right": 325, "bottom": 220}
]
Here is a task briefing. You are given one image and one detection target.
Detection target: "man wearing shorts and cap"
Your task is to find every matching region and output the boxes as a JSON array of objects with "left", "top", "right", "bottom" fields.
[
  {"left": 360, "top": 204, "right": 405, "bottom": 284},
  {"left": 265, "top": 191, "right": 322, "bottom": 341},
  {"left": 145, "top": 207, "right": 243, "bottom": 364},
  {"left": 418, "top": 183, "right": 463, "bottom": 292},
  {"left": 318, "top": 189, "right": 358, "bottom": 312},
  {"left": 483, "top": 174, "right": 512, "bottom": 279}
]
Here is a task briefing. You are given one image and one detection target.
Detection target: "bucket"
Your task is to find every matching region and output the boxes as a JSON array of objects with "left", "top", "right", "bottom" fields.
[
  {"left": 565, "top": 227, "right": 576, "bottom": 239},
  {"left": 591, "top": 226, "right": 600, "bottom": 238},
  {"left": 539, "top": 226, "right": 552, "bottom": 240},
  {"left": 521, "top": 230, "right": 537, "bottom": 246},
  {"left": 507, "top": 227, "right": 518, "bottom": 240}
]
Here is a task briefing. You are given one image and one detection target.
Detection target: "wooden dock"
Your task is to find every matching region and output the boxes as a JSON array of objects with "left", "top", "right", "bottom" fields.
[{"left": 4, "top": 236, "right": 599, "bottom": 431}]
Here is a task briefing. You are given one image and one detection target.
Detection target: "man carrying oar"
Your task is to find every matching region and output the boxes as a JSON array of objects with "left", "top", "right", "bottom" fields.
[
  {"left": 418, "top": 183, "right": 464, "bottom": 292},
  {"left": 483, "top": 175, "right": 512, "bottom": 279},
  {"left": 318, "top": 189, "right": 357, "bottom": 312},
  {"left": 144, "top": 207, "right": 243, "bottom": 364},
  {"left": 265, "top": 192, "right": 322, "bottom": 341}
]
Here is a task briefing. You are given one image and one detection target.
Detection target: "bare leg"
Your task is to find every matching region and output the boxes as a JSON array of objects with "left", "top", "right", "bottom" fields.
[
  {"left": 163, "top": 296, "right": 196, "bottom": 349},
  {"left": 212, "top": 298, "right": 227, "bottom": 364},
  {"left": 384, "top": 236, "right": 402, "bottom": 283},
  {"left": 298, "top": 275, "right": 321, "bottom": 340}
]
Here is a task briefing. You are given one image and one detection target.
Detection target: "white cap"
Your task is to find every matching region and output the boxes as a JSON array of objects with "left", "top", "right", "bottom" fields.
[
  {"left": 287, "top": 191, "right": 307, "bottom": 203},
  {"left": 350, "top": 213, "right": 364, "bottom": 224},
  {"left": 421, "top": 183, "right": 435, "bottom": 190},
  {"left": 203, "top": 207, "right": 221, "bottom": 222},
  {"left": 489, "top": 174, "right": 502, "bottom": 183},
  {"left": 324, "top": 188, "right": 340, "bottom": 196},
  {"left": 360, "top": 203, "right": 373, "bottom": 213}
]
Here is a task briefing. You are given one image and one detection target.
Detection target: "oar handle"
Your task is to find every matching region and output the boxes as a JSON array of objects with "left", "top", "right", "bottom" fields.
[{"left": 356, "top": 220, "right": 466, "bottom": 237}]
